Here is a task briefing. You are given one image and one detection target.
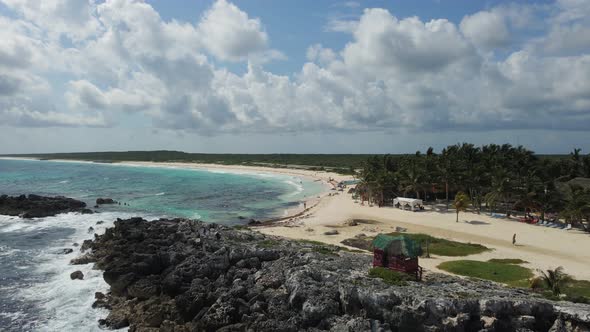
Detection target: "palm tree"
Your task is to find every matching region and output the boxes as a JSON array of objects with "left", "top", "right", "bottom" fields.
[
  {"left": 560, "top": 185, "right": 590, "bottom": 232},
  {"left": 439, "top": 146, "right": 458, "bottom": 209},
  {"left": 453, "top": 191, "right": 471, "bottom": 222},
  {"left": 538, "top": 266, "right": 571, "bottom": 296},
  {"left": 485, "top": 170, "right": 513, "bottom": 215}
]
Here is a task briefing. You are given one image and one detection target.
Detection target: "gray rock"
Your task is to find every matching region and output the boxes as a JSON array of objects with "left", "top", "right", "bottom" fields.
[
  {"left": 70, "top": 270, "right": 84, "bottom": 280},
  {"left": 72, "top": 217, "right": 590, "bottom": 332}
]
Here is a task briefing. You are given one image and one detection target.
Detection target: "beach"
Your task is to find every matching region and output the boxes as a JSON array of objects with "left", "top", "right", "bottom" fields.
[
  {"left": 111, "top": 160, "right": 590, "bottom": 280},
  {"left": 5, "top": 158, "right": 590, "bottom": 280}
]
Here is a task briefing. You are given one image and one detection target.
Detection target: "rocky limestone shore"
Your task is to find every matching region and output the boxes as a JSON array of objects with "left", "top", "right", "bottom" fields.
[
  {"left": 74, "top": 217, "right": 590, "bottom": 332},
  {"left": 0, "top": 194, "right": 91, "bottom": 218}
]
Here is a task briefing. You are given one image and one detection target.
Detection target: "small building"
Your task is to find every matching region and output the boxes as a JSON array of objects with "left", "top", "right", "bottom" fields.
[{"left": 372, "top": 234, "right": 423, "bottom": 280}]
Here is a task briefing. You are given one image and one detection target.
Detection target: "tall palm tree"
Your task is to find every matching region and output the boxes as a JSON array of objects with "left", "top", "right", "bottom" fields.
[
  {"left": 453, "top": 191, "right": 471, "bottom": 223},
  {"left": 485, "top": 170, "right": 513, "bottom": 215},
  {"left": 398, "top": 158, "right": 424, "bottom": 199},
  {"left": 560, "top": 185, "right": 590, "bottom": 232},
  {"left": 538, "top": 266, "right": 571, "bottom": 296},
  {"left": 439, "top": 146, "right": 458, "bottom": 209}
]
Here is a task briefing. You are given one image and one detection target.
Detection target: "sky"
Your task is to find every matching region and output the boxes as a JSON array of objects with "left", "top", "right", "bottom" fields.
[{"left": 0, "top": 0, "right": 589, "bottom": 154}]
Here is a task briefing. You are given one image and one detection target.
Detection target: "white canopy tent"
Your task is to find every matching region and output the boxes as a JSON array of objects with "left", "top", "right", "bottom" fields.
[{"left": 393, "top": 197, "right": 423, "bottom": 211}]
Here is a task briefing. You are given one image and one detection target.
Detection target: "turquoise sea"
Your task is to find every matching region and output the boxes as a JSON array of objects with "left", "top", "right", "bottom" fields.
[{"left": 0, "top": 158, "right": 327, "bottom": 331}]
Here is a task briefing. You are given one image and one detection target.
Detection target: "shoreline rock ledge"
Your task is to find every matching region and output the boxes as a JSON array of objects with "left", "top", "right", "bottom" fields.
[
  {"left": 76, "top": 217, "right": 590, "bottom": 332},
  {"left": 0, "top": 194, "right": 91, "bottom": 218}
]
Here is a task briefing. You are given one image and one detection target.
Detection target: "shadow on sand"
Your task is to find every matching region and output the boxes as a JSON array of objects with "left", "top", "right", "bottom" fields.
[{"left": 465, "top": 220, "right": 490, "bottom": 225}]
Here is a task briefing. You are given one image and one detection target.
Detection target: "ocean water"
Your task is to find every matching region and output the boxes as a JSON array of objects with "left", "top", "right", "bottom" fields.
[{"left": 0, "top": 158, "right": 327, "bottom": 331}]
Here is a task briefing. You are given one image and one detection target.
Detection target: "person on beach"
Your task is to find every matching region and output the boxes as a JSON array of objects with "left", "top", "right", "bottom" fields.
[
  {"left": 512, "top": 233, "right": 516, "bottom": 246},
  {"left": 303, "top": 202, "right": 307, "bottom": 209}
]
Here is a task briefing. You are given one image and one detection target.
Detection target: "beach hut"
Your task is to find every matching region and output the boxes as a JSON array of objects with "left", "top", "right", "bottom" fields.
[
  {"left": 372, "top": 234, "right": 423, "bottom": 280},
  {"left": 393, "top": 197, "right": 423, "bottom": 211}
]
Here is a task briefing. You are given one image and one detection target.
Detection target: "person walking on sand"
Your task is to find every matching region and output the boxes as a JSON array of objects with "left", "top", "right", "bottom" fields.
[
  {"left": 303, "top": 202, "right": 307, "bottom": 209},
  {"left": 512, "top": 233, "right": 516, "bottom": 246}
]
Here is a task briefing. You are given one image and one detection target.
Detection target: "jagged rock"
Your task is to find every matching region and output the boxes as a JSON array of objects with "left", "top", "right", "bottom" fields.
[
  {"left": 323, "top": 230, "right": 339, "bottom": 235},
  {"left": 56, "top": 248, "right": 74, "bottom": 254},
  {"left": 70, "top": 270, "right": 84, "bottom": 280},
  {"left": 0, "top": 194, "right": 87, "bottom": 218},
  {"left": 73, "top": 217, "right": 590, "bottom": 332}
]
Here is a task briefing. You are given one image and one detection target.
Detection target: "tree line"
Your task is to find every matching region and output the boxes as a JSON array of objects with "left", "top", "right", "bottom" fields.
[{"left": 357, "top": 144, "right": 590, "bottom": 231}]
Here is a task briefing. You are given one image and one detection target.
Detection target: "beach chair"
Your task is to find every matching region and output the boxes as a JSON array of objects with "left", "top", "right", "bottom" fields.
[{"left": 565, "top": 224, "right": 572, "bottom": 230}]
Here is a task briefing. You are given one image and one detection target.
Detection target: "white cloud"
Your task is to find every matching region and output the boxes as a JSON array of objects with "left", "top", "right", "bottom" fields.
[
  {"left": 0, "top": 0, "right": 589, "bottom": 135},
  {"left": 1, "top": 0, "right": 101, "bottom": 41},
  {"left": 460, "top": 10, "right": 510, "bottom": 50},
  {"left": 197, "top": 0, "right": 269, "bottom": 61}
]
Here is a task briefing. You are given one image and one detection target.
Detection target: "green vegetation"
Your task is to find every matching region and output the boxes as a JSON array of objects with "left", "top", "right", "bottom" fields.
[
  {"left": 389, "top": 232, "right": 489, "bottom": 257},
  {"left": 538, "top": 266, "right": 571, "bottom": 296},
  {"left": 562, "top": 279, "right": 590, "bottom": 302},
  {"left": 487, "top": 258, "right": 528, "bottom": 264},
  {"left": 4, "top": 150, "right": 373, "bottom": 174},
  {"left": 438, "top": 260, "right": 534, "bottom": 286},
  {"left": 440, "top": 260, "right": 590, "bottom": 303},
  {"left": 357, "top": 144, "right": 590, "bottom": 232},
  {"left": 453, "top": 191, "right": 471, "bottom": 222},
  {"left": 368, "top": 267, "right": 413, "bottom": 286},
  {"left": 341, "top": 232, "right": 489, "bottom": 257}
]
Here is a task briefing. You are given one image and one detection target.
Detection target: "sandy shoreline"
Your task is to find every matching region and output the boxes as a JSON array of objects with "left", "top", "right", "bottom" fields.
[{"left": 3, "top": 157, "right": 589, "bottom": 280}]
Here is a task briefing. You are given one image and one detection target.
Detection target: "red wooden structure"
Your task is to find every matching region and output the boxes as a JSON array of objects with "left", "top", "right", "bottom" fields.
[{"left": 372, "top": 234, "right": 423, "bottom": 281}]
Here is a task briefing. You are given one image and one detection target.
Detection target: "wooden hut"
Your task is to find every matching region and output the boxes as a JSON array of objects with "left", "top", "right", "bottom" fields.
[{"left": 372, "top": 234, "right": 423, "bottom": 280}]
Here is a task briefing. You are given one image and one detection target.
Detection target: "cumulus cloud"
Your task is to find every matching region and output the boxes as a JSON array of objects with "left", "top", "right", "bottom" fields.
[
  {"left": 197, "top": 0, "right": 269, "bottom": 61},
  {"left": 0, "top": 0, "right": 589, "bottom": 134},
  {"left": 460, "top": 9, "right": 510, "bottom": 50}
]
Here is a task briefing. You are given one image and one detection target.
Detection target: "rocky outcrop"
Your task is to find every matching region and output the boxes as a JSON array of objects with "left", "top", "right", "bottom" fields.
[
  {"left": 0, "top": 194, "right": 90, "bottom": 218},
  {"left": 76, "top": 217, "right": 590, "bottom": 331},
  {"left": 96, "top": 198, "right": 116, "bottom": 205},
  {"left": 71, "top": 271, "right": 84, "bottom": 280}
]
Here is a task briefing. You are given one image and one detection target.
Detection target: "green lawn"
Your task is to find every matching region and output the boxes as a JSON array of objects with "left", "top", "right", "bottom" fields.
[
  {"left": 563, "top": 280, "right": 590, "bottom": 300},
  {"left": 341, "top": 232, "right": 489, "bottom": 257},
  {"left": 388, "top": 232, "right": 490, "bottom": 257},
  {"left": 487, "top": 258, "right": 528, "bottom": 264},
  {"left": 438, "top": 260, "right": 533, "bottom": 285}
]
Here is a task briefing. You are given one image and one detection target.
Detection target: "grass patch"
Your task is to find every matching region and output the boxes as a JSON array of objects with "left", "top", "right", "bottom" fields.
[
  {"left": 438, "top": 260, "right": 533, "bottom": 286},
  {"left": 563, "top": 279, "right": 590, "bottom": 300},
  {"left": 368, "top": 267, "right": 413, "bottom": 286},
  {"left": 388, "top": 232, "right": 489, "bottom": 257},
  {"left": 487, "top": 258, "right": 528, "bottom": 265},
  {"left": 341, "top": 233, "right": 490, "bottom": 257}
]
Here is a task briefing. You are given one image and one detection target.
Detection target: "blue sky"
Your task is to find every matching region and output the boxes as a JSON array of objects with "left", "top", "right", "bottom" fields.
[{"left": 0, "top": 0, "right": 589, "bottom": 154}]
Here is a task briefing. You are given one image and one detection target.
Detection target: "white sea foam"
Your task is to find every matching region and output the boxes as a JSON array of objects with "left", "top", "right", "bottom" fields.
[
  {"left": 155, "top": 192, "right": 166, "bottom": 196},
  {"left": 10, "top": 212, "right": 147, "bottom": 331},
  {"left": 58, "top": 180, "right": 70, "bottom": 184},
  {"left": 283, "top": 179, "right": 304, "bottom": 196}
]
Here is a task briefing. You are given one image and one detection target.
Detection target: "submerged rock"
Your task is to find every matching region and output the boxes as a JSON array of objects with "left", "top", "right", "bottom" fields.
[
  {"left": 76, "top": 217, "right": 590, "bottom": 332},
  {"left": 0, "top": 194, "right": 87, "bottom": 218},
  {"left": 96, "top": 198, "right": 116, "bottom": 205}
]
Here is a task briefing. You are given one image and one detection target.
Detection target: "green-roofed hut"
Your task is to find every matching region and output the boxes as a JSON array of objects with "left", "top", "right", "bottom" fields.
[{"left": 372, "top": 234, "right": 423, "bottom": 280}]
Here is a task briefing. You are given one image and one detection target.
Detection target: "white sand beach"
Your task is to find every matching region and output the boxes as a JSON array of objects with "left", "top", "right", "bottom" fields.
[
  {"left": 119, "top": 161, "right": 590, "bottom": 280},
  {"left": 6, "top": 158, "right": 590, "bottom": 280}
]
